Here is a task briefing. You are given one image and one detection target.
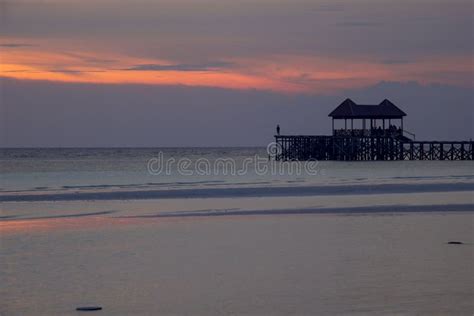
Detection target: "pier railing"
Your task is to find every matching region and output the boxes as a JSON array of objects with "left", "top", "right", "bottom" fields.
[
  {"left": 403, "top": 129, "right": 416, "bottom": 141},
  {"left": 274, "top": 135, "right": 474, "bottom": 161}
]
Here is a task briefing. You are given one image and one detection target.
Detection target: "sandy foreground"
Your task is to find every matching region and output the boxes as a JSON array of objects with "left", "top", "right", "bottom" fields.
[{"left": 1, "top": 206, "right": 473, "bottom": 315}]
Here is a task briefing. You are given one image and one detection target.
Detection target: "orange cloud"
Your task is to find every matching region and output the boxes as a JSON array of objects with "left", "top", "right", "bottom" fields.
[
  {"left": 1, "top": 44, "right": 472, "bottom": 94},
  {"left": 1, "top": 48, "right": 303, "bottom": 92}
]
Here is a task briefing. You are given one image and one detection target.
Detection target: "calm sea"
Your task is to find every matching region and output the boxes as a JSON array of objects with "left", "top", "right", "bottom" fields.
[
  {"left": 1, "top": 147, "right": 473, "bottom": 193},
  {"left": 1, "top": 148, "right": 473, "bottom": 315}
]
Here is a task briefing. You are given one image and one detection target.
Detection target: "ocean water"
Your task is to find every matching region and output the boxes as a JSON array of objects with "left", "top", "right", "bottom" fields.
[
  {"left": 1, "top": 147, "right": 473, "bottom": 195},
  {"left": 1, "top": 148, "right": 473, "bottom": 315}
]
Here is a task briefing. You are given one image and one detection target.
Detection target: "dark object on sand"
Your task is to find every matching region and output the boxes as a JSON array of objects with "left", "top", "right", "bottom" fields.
[
  {"left": 76, "top": 306, "right": 102, "bottom": 311},
  {"left": 447, "top": 241, "right": 463, "bottom": 245}
]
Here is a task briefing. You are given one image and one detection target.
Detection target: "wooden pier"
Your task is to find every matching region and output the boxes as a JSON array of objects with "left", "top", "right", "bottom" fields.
[
  {"left": 274, "top": 135, "right": 474, "bottom": 161},
  {"left": 274, "top": 99, "right": 473, "bottom": 161}
]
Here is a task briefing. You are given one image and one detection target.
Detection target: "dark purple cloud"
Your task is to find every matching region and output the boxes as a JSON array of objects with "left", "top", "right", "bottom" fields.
[
  {"left": 1, "top": 0, "right": 471, "bottom": 60},
  {"left": 0, "top": 43, "right": 35, "bottom": 47},
  {"left": 124, "top": 62, "right": 233, "bottom": 72}
]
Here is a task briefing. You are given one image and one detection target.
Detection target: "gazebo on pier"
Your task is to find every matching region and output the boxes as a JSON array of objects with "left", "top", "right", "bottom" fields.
[
  {"left": 329, "top": 98, "right": 409, "bottom": 139},
  {"left": 273, "top": 98, "right": 473, "bottom": 161}
]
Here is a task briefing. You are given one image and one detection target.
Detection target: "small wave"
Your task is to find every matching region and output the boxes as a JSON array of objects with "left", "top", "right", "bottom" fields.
[
  {"left": 2, "top": 182, "right": 473, "bottom": 202},
  {"left": 119, "top": 208, "right": 241, "bottom": 218},
  {"left": 392, "top": 175, "right": 474, "bottom": 180},
  {"left": 0, "top": 215, "right": 20, "bottom": 219},
  {"left": 61, "top": 180, "right": 228, "bottom": 190},
  {"left": 62, "top": 184, "right": 135, "bottom": 189},
  {"left": 0, "top": 210, "right": 117, "bottom": 221},
  {"left": 116, "top": 204, "right": 474, "bottom": 219},
  {"left": 202, "top": 181, "right": 272, "bottom": 186}
]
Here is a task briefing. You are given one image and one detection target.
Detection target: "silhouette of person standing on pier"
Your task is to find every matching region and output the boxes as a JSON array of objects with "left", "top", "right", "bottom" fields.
[{"left": 276, "top": 124, "right": 280, "bottom": 135}]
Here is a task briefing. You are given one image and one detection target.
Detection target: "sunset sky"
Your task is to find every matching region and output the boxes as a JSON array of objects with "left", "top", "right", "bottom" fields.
[{"left": 1, "top": 0, "right": 473, "bottom": 146}]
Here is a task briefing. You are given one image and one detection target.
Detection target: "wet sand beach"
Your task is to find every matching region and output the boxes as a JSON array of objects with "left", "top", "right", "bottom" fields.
[{"left": 1, "top": 204, "right": 473, "bottom": 315}]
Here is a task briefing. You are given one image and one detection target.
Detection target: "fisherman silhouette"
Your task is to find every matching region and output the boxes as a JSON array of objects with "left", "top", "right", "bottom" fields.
[{"left": 276, "top": 124, "right": 280, "bottom": 135}]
